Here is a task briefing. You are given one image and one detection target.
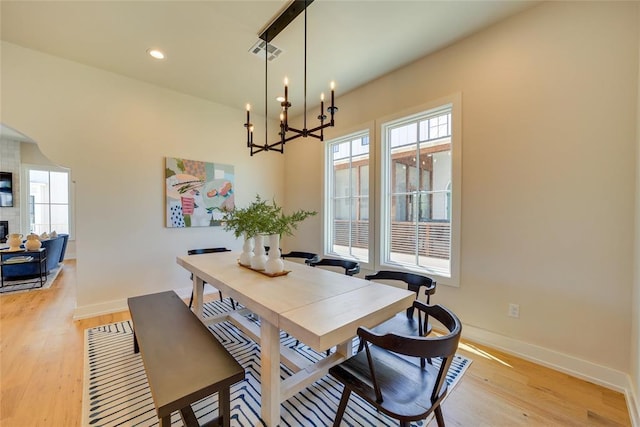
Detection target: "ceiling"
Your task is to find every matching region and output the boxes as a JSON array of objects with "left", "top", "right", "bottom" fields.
[{"left": 1, "top": 1, "right": 537, "bottom": 120}]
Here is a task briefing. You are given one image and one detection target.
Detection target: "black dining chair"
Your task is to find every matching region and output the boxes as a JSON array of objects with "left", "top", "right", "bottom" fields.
[
  {"left": 281, "top": 251, "right": 319, "bottom": 265},
  {"left": 365, "top": 271, "right": 436, "bottom": 315},
  {"left": 187, "top": 247, "right": 235, "bottom": 310},
  {"left": 358, "top": 270, "right": 436, "bottom": 352},
  {"left": 307, "top": 258, "right": 360, "bottom": 276},
  {"left": 329, "top": 301, "right": 462, "bottom": 427}
]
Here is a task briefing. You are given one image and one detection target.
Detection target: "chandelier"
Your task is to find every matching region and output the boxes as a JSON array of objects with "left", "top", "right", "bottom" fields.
[{"left": 244, "top": 0, "right": 338, "bottom": 156}]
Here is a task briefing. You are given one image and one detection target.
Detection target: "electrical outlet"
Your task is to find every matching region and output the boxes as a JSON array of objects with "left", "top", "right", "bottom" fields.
[{"left": 508, "top": 303, "right": 520, "bottom": 318}]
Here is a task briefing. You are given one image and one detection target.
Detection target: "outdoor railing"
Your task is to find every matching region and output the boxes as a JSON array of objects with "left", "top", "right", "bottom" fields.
[{"left": 333, "top": 220, "right": 450, "bottom": 260}]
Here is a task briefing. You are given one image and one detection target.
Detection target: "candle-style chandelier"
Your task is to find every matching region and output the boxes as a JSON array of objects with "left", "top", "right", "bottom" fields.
[{"left": 245, "top": 0, "right": 338, "bottom": 156}]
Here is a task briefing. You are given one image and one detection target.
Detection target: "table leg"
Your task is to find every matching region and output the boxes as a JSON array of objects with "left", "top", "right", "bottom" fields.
[
  {"left": 260, "top": 317, "right": 281, "bottom": 426},
  {"left": 39, "top": 251, "right": 45, "bottom": 287},
  {"left": 335, "top": 339, "right": 353, "bottom": 359},
  {"left": 193, "top": 276, "right": 205, "bottom": 319}
]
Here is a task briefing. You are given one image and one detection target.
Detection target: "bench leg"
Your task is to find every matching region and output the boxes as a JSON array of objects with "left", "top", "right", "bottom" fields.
[
  {"left": 179, "top": 405, "right": 199, "bottom": 427},
  {"left": 133, "top": 331, "right": 139, "bottom": 354},
  {"left": 160, "top": 414, "right": 172, "bottom": 427},
  {"left": 219, "top": 387, "right": 231, "bottom": 427}
]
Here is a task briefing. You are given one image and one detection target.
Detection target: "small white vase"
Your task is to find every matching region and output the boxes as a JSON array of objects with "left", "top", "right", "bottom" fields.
[
  {"left": 265, "top": 234, "right": 284, "bottom": 274},
  {"left": 250, "top": 234, "right": 268, "bottom": 270},
  {"left": 239, "top": 234, "right": 254, "bottom": 266},
  {"left": 25, "top": 234, "right": 42, "bottom": 251},
  {"left": 6, "top": 233, "right": 23, "bottom": 251}
]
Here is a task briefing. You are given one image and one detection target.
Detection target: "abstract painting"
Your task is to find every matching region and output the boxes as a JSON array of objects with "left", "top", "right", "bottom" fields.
[{"left": 165, "top": 157, "right": 234, "bottom": 228}]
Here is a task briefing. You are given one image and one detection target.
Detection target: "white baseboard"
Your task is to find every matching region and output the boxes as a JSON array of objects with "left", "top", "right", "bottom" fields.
[
  {"left": 73, "top": 298, "right": 129, "bottom": 320},
  {"left": 462, "top": 324, "right": 628, "bottom": 390},
  {"left": 463, "top": 324, "right": 639, "bottom": 426},
  {"left": 72, "top": 286, "right": 213, "bottom": 320},
  {"left": 626, "top": 384, "right": 640, "bottom": 427}
]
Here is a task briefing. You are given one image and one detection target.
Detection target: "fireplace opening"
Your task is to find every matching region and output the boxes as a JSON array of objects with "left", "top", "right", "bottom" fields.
[{"left": 0, "top": 221, "right": 8, "bottom": 243}]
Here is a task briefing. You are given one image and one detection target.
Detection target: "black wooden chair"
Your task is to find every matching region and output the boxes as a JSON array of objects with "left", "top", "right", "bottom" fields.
[
  {"left": 361, "top": 271, "right": 436, "bottom": 347},
  {"left": 307, "top": 258, "right": 360, "bottom": 276},
  {"left": 187, "top": 247, "right": 235, "bottom": 310},
  {"left": 329, "top": 301, "right": 462, "bottom": 427},
  {"left": 281, "top": 251, "right": 319, "bottom": 264}
]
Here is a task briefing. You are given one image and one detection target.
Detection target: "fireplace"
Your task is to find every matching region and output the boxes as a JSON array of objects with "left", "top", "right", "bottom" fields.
[{"left": 0, "top": 221, "right": 8, "bottom": 243}]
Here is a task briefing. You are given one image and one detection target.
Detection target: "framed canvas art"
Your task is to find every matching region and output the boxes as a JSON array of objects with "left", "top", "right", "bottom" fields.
[{"left": 165, "top": 157, "right": 235, "bottom": 228}]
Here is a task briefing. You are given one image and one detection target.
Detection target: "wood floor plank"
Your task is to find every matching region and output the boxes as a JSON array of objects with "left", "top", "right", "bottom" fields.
[{"left": 0, "top": 260, "right": 632, "bottom": 426}]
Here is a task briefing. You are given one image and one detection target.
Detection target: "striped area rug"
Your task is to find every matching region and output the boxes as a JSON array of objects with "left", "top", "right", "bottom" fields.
[{"left": 82, "top": 299, "right": 471, "bottom": 427}]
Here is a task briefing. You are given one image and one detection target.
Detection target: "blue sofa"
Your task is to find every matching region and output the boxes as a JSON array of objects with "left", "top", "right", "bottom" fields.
[{"left": 2, "top": 234, "right": 69, "bottom": 280}]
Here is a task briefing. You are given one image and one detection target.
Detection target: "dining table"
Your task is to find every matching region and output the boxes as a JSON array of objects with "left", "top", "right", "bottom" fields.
[{"left": 177, "top": 251, "right": 415, "bottom": 427}]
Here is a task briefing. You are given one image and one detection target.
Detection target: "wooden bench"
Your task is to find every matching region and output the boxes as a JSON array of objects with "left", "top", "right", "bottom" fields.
[{"left": 128, "top": 290, "right": 245, "bottom": 427}]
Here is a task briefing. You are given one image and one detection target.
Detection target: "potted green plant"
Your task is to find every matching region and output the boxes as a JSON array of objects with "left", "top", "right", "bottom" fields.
[
  {"left": 222, "top": 195, "right": 316, "bottom": 271},
  {"left": 221, "top": 196, "right": 266, "bottom": 266},
  {"left": 260, "top": 199, "right": 316, "bottom": 274}
]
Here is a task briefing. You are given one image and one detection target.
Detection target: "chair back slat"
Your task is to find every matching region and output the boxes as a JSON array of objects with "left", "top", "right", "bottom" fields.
[
  {"left": 187, "top": 247, "right": 231, "bottom": 256},
  {"left": 365, "top": 270, "right": 436, "bottom": 298},
  {"left": 281, "top": 251, "right": 319, "bottom": 264},
  {"left": 308, "top": 258, "right": 360, "bottom": 276},
  {"left": 357, "top": 302, "right": 461, "bottom": 360}
]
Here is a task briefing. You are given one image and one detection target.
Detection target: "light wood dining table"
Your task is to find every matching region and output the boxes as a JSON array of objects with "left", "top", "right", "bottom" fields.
[{"left": 177, "top": 251, "right": 415, "bottom": 427}]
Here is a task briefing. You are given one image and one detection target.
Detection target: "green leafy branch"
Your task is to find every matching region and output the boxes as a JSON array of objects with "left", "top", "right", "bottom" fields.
[{"left": 221, "top": 194, "right": 316, "bottom": 238}]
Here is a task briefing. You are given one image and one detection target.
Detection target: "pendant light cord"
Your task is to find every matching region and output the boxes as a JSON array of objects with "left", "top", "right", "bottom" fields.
[
  {"left": 265, "top": 39, "right": 268, "bottom": 148},
  {"left": 303, "top": 2, "right": 307, "bottom": 131}
]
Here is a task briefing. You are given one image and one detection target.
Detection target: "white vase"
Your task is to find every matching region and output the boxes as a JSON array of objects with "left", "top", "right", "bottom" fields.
[
  {"left": 239, "top": 234, "right": 254, "bottom": 266},
  {"left": 250, "top": 234, "right": 268, "bottom": 270},
  {"left": 265, "top": 234, "right": 284, "bottom": 274},
  {"left": 6, "top": 233, "right": 23, "bottom": 250},
  {"left": 25, "top": 234, "right": 42, "bottom": 251}
]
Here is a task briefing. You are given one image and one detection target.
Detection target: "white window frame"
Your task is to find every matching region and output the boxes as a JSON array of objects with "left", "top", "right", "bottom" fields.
[
  {"left": 21, "top": 163, "right": 74, "bottom": 239},
  {"left": 323, "top": 129, "right": 374, "bottom": 269},
  {"left": 378, "top": 94, "right": 461, "bottom": 286}
]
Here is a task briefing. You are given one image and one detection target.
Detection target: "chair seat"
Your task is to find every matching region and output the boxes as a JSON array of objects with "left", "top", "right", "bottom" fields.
[
  {"left": 369, "top": 312, "right": 431, "bottom": 337},
  {"left": 329, "top": 345, "right": 443, "bottom": 420}
]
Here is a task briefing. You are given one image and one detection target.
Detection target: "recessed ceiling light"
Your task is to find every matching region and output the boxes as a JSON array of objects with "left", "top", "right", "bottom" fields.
[{"left": 147, "top": 48, "right": 165, "bottom": 60}]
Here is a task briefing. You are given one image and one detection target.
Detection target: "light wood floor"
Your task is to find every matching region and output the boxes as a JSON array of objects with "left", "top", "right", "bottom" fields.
[{"left": 0, "top": 260, "right": 632, "bottom": 426}]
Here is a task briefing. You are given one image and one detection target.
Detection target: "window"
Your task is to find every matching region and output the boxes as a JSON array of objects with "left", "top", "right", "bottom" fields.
[
  {"left": 381, "top": 101, "right": 459, "bottom": 281},
  {"left": 325, "top": 131, "right": 370, "bottom": 262},
  {"left": 323, "top": 95, "right": 460, "bottom": 285},
  {"left": 23, "top": 166, "right": 71, "bottom": 236}
]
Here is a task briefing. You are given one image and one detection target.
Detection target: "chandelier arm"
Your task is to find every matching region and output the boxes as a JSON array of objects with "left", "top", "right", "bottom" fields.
[
  {"left": 305, "top": 133, "right": 323, "bottom": 141},
  {"left": 266, "top": 142, "right": 284, "bottom": 153},
  {"left": 307, "top": 122, "right": 333, "bottom": 134},
  {"left": 251, "top": 145, "right": 266, "bottom": 156},
  {"left": 285, "top": 126, "right": 305, "bottom": 134}
]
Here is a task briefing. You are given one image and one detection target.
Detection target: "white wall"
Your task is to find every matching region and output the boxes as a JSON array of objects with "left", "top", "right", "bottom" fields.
[
  {"left": 632, "top": 5, "right": 640, "bottom": 424},
  {"left": 286, "top": 1, "right": 639, "bottom": 398},
  {"left": 1, "top": 41, "right": 284, "bottom": 316}
]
